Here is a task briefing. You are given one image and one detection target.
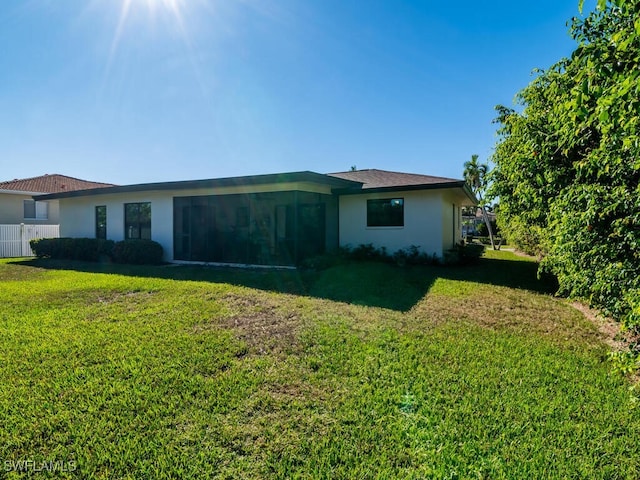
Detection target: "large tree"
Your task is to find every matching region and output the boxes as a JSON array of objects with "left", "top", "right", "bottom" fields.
[{"left": 490, "top": 0, "right": 640, "bottom": 335}]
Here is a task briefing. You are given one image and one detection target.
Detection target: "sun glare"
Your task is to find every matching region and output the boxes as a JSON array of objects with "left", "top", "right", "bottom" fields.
[
  {"left": 101, "top": 0, "right": 211, "bottom": 97},
  {"left": 108, "top": 0, "right": 190, "bottom": 66}
]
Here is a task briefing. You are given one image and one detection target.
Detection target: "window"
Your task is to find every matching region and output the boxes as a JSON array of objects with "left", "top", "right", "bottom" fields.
[
  {"left": 23, "top": 200, "right": 48, "bottom": 220},
  {"left": 96, "top": 206, "right": 107, "bottom": 239},
  {"left": 124, "top": 202, "right": 151, "bottom": 240},
  {"left": 367, "top": 198, "right": 404, "bottom": 227}
]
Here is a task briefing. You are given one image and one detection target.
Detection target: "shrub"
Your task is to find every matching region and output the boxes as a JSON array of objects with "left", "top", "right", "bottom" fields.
[
  {"left": 30, "top": 238, "right": 114, "bottom": 262},
  {"left": 393, "top": 245, "right": 439, "bottom": 267},
  {"left": 349, "top": 243, "right": 386, "bottom": 262},
  {"left": 30, "top": 237, "right": 163, "bottom": 265},
  {"left": 111, "top": 239, "right": 164, "bottom": 265},
  {"left": 444, "top": 242, "right": 485, "bottom": 265}
]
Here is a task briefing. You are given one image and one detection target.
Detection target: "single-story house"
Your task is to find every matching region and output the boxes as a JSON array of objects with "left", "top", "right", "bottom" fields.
[{"left": 34, "top": 169, "right": 476, "bottom": 266}]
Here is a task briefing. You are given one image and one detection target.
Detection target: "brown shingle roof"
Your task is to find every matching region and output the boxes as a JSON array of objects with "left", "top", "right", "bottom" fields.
[
  {"left": 328, "top": 169, "right": 463, "bottom": 189},
  {"left": 0, "top": 174, "right": 114, "bottom": 194}
]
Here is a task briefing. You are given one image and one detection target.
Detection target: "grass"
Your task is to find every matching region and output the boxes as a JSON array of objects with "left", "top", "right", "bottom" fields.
[{"left": 0, "top": 251, "right": 639, "bottom": 478}]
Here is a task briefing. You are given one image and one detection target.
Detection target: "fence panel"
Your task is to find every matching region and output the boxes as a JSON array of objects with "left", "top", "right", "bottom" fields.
[{"left": 0, "top": 224, "right": 60, "bottom": 258}]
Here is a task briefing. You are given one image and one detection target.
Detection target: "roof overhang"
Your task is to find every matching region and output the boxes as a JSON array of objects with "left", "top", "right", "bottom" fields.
[
  {"left": 35, "top": 171, "right": 363, "bottom": 201},
  {"left": 334, "top": 181, "right": 479, "bottom": 205},
  {"left": 0, "top": 189, "right": 47, "bottom": 196}
]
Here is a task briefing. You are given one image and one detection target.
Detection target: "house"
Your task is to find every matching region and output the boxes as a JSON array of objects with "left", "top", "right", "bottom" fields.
[
  {"left": 34, "top": 169, "right": 476, "bottom": 266},
  {"left": 0, "top": 174, "right": 114, "bottom": 257},
  {"left": 0, "top": 174, "right": 115, "bottom": 225},
  {"left": 462, "top": 207, "right": 497, "bottom": 236}
]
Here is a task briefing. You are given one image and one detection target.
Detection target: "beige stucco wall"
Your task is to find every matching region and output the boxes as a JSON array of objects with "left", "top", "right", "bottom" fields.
[{"left": 0, "top": 192, "right": 60, "bottom": 225}]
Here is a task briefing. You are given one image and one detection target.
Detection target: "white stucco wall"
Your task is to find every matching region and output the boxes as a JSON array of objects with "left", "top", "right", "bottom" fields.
[
  {"left": 338, "top": 190, "right": 445, "bottom": 258},
  {"left": 58, "top": 183, "right": 472, "bottom": 263},
  {"left": 59, "top": 191, "right": 175, "bottom": 261},
  {"left": 441, "top": 190, "right": 465, "bottom": 252},
  {"left": 57, "top": 181, "right": 339, "bottom": 263}
]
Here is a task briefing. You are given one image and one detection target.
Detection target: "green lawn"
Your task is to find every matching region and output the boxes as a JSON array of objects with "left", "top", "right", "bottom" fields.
[{"left": 1, "top": 251, "right": 639, "bottom": 479}]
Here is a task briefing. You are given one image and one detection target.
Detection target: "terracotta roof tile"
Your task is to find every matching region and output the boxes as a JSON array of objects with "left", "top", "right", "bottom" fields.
[
  {"left": 328, "top": 169, "right": 462, "bottom": 189},
  {"left": 0, "top": 174, "right": 114, "bottom": 194}
]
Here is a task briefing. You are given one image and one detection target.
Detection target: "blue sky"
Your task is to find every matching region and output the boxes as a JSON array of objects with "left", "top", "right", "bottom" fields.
[{"left": 0, "top": 0, "right": 593, "bottom": 185}]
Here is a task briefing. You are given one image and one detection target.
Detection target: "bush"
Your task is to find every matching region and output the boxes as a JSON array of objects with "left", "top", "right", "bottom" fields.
[
  {"left": 349, "top": 243, "right": 388, "bottom": 262},
  {"left": 111, "top": 239, "right": 164, "bottom": 265},
  {"left": 392, "top": 245, "right": 440, "bottom": 267},
  {"left": 444, "top": 242, "right": 485, "bottom": 265},
  {"left": 30, "top": 238, "right": 114, "bottom": 262},
  {"left": 30, "top": 237, "right": 163, "bottom": 265}
]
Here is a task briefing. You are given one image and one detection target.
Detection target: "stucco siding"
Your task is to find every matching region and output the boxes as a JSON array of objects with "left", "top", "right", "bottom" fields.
[
  {"left": 441, "top": 190, "right": 464, "bottom": 252},
  {"left": 57, "top": 184, "right": 337, "bottom": 263},
  {"left": 59, "top": 191, "right": 175, "bottom": 261},
  {"left": 0, "top": 192, "right": 60, "bottom": 225},
  {"left": 338, "top": 190, "right": 444, "bottom": 257}
]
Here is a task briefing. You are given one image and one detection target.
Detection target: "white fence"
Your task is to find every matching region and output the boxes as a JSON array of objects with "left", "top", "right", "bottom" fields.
[{"left": 0, "top": 224, "right": 60, "bottom": 258}]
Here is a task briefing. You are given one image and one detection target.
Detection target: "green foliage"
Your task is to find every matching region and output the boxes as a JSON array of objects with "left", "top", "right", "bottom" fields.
[
  {"left": 490, "top": 0, "right": 640, "bottom": 358},
  {"left": 30, "top": 237, "right": 114, "bottom": 262},
  {"left": 111, "top": 239, "right": 164, "bottom": 265},
  {"left": 29, "top": 237, "right": 164, "bottom": 265},
  {"left": 477, "top": 220, "right": 499, "bottom": 237},
  {"left": 463, "top": 154, "right": 489, "bottom": 202},
  {"left": 444, "top": 242, "right": 485, "bottom": 265},
  {"left": 312, "top": 244, "right": 450, "bottom": 267}
]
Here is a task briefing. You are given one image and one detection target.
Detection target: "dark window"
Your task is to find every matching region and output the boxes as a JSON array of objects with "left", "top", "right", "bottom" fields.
[
  {"left": 95, "top": 206, "right": 107, "bottom": 239},
  {"left": 24, "top": 200, "right": 48, "bottom": 219},
  {"left": 367, "top": 198, "right": 404, "bottom": 227},
  {"left": 125, "top": 202, "right": 151, "bottom": 240}
]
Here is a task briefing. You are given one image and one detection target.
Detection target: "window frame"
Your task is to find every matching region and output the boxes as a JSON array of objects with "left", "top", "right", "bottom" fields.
[
  {"left": 95, "top": 205, "right": 107, "bottom": 240},
  {"left": 23, "top": 200, "right": 49, "bottom": 220},
  {"left": 366, "top": 198, "right": 404, "bottom": 227},
  {"left": 124, "top": 202, "right": 151, "bottom": 240}
]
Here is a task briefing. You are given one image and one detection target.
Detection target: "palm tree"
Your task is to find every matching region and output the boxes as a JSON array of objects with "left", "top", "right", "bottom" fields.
[{"left": 464, "top": 154, "right": 496, "bottom": 249}]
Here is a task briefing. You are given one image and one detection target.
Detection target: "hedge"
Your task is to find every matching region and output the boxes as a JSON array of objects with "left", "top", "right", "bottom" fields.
[{"left": 30, "top": 238, "right": 163, "bottom": 265}]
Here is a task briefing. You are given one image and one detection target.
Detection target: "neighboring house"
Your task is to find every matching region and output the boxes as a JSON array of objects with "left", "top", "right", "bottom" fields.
[
  {"left": 462, "top": 207, "right": 496, "bottom": 236},
  {"left": 0, "top": 174, "right": 114, "bottom": 225},
  {"left": 35, "top": 169, "right": 476, "bottom": 266},
  {"left": 0, "top": 174, "right": 114, "bottom": 257}
]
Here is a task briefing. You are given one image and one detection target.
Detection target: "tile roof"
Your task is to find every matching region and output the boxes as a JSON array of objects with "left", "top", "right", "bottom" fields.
[
  {"left": 0, "top": 174, "right": 114, "bottom": 194},
  {"left": 328, "top": 169, "right": 463, "bottom": 189}
]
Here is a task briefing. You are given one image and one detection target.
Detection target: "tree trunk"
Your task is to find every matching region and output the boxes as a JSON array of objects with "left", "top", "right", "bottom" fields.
[{"left": 480, "top": 205, "right": 497, "bottom": 250}]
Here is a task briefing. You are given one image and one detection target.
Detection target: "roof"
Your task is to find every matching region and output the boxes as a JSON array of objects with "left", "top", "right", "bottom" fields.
[
  {"left": 35, "top": 171, "right": 361, "bottom": 201},
  {"left": 328, "top": 169, "right": 477, "bottom": 203},
  {"left": 0, "top": 174, "right": 114, "bottom": 194},
  {"left": 31, "top": 169, "right": 477, "bottom": 204},
  {"left": 328, "top": 169, "right": 463, "bottom": 189}
]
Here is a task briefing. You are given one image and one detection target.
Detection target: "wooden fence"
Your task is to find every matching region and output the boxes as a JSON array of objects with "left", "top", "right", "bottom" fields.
[{"left": 0, "top": 224, "right": 60, "bottom": 258}]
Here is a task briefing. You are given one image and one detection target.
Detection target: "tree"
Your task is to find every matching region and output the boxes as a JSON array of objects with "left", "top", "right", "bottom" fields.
[
  {"left": 490, "top": 0, "right": 640, "bottom": 344},
  {"left": 464, "top": 154, "right": 497, "bottom": 249}
]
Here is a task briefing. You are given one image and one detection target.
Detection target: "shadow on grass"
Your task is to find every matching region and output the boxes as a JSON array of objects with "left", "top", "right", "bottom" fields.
[{"left": 12, "top": 254, "right": 557, "bottom": 312}]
